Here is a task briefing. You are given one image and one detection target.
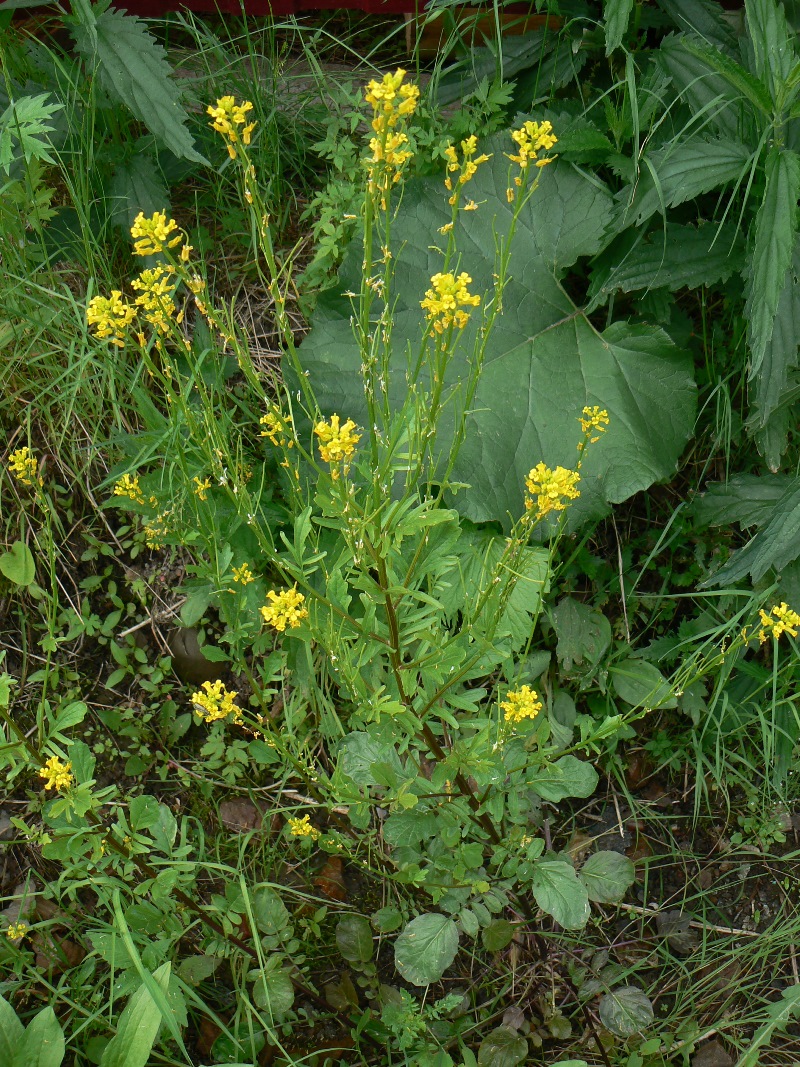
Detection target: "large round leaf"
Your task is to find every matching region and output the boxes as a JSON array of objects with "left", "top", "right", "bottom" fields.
[
  {"left": 531, "top": 859, "right": 590, "bottom": 930},
  {"left": 598, "top": 986, "right": 654, "bottom": 1036},
  {"left": 296, "top": 140, "right": 696, "bottom": 529},
  {"left": 394, "top": 913, "right": 459, "bottom": 986}
]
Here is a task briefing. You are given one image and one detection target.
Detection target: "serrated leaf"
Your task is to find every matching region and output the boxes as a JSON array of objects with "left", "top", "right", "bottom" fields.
[
  {"left": 598, "top": 986, "right": 654, "bottom": 1036},
  {"left": 745, "top": 0, "right": 797, "bottom": 107},
  {"left": 657, "top": 35, "right": 746, "bottom": 137},
  {"left": 679, "top": 36, "right": 773, "bottom": 115},
  {"left": 0, "top": 92, "right": 62, "bottom": 173},
  {"left": 383, "top": 809, "right": 438, "bottom": 846},
  {"left": 579, "top": 851, "right": 635, "bottom": 903},
  {"left": 588, "top": 223, "right": 745, "bottom": 309},
  {"left": 297, "top": 148, "right": 696, "bottom": 533},
  {"left": 0, "top": 541, "right": 35, "bottom": 587},
  {"left": 99, "top": 962, "right": 171, "bottom": 1067},
  {"left": 527, "top": 756, "right": 599, "bottom": 803},
  {"left": 746, "top": 147, "right": 800, "bottom": 380},
  {"left": 109, "top": 152, "right": 171, "bottom": 231},
  {"left": 531, "top": 859, "right": 590, "bottom": 929},
  {"left": 604, "top": 0, "right": 635, "bottom": 54},
  {"left": 71, "top": 8, "right": 206, "bottom": 164},
  {"left": 694, "top": 474, "right": 792, "bottom": 529},
  {"left": 336, "top": 915, "right": 374, "bottom": 963},
  {"left": 394, "top": 913, "right": 459, "bottom": 986},
  {"left": 702, "top": 479, "right": 800, "bottom": 586},
  {"left": 655, "top": 0, "right": 737, "bottom": 52},
  {"left": 611, "top": 659, "right": 677, "bottom": 708}
]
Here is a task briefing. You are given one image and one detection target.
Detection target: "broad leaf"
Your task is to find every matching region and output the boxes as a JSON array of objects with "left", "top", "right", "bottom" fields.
[
  {"left": 679, "top": 36, "right": 773, "bottom": 116},
  {"left": 598, "top": 986, "right": 654, "bottom": 1036},
  {"left": 527, "top": 756, "right": 599, "bottom": 803},
  {"left": 99, "top": 962, "right": 171, "bottom": 1067},
  {"left": 71, "top": 9, "right": 206, "bottom": 164},
  {"left": 588, "top": 223, "right": 745, "bottom": 310},
  {"left": 252, "top": 887, "right": 290, "bottom": 937},
  {"left": 0, "top": 541, "right": 35, "bottom": 587},
  {"left": 694, "top": 473, "right": 792, "bottom": 529},
  {"left": 477, "top": 1026, "right": 528, "bottom": 1067},
  {"left": 579, "top": 851, "right": 635, "bottom": 903},
  {"left": 16, "top": 1007, "right": 65, "bottom": 1067},
  {"left": 552, "top": 598, "right": 612, "bottom": 671},
  {"left": 745, "top": 147, "right": 800, "bottom": 381},
  {"left": 0, "top": 997, "right": 24, "bottom": 1066},
  {"left": 745, "top": 0, "right": 797, "bottom": 107},
  {"left": 610, "top": 659, "right": 677, "bottom": 708},
  {"left": 394, "top": 913, "right": 459, "bottom": 986},
  {"left": 604, "top": 0, "right": 635, "bottom": 54},
  {"left": 657, "top": 35, "right": 749, "bottom": 137},
  {"left": 297, "top": 149, "right": 696, "bottom": 531},
  {"left": 336, "top": 915, "right": 374, "bottom": 963},
  {"left": 655, "top": 0, "right": 737, "bottom": 52},
  {"left": 109, "top": 152, "right": 171, "bottom": 231},
  {"left": 252, "top": 967, "right": 295, "bottom": 1019},
  {"left": 531, "top": 859, "right": 590, "bottom": 929}
]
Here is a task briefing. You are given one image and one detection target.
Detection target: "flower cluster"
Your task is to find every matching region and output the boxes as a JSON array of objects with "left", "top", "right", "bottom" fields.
[
  {"left": 757, "top": 602, "right": 800, "bottom": 643},
  {"left": 259, "top": 409, "right": 293, "bottom": 448},
  {"left": 113, "top": 473, "right": 145, "bottom": 504},
  {"left": 143, "top": 511, "right": 170, "bottom": 550},
  {"left": 191, "top": 680, "right": 241, "bottom": 723},
  {"left": 6, "top": 922, "right": 28, "bottom": 941},
  {"left": 524, "top": 463, "right": 581, "bottom": 519},
  {"left": 508, "top": 120, "right": 557, "bottom": 170},
  {"left": 365, "top": 70, "right": 419, "bottom": 209},
  {"left": 86, "top": 290, "right": 137, "bottom": 348},
  {"left": 131, "top": 266, "right": 180, "bottom": 335},
  {"left": 288, "top": 814, "right": 321, "bottom": 840},
  {"left": 193, "top": 476, "right": 212, "bottom": 500},
  {"left": 579, "top": 405, "right": 610, "bottom": 443},
  {"left": 501, "top": 686, "right": 543, "bottom": 724},
  {"left": 207, "top": 97, "right": 256, "bottom": 159},
  {"left": 365, "top": 69, "right": 419, "bottom": 128},
  {"left": 130, "top": 211, "right": 183, "bottom": 258},
  {"left": 8, "top": 447, "right": 41, "bottom": 488},
  {"left": 444, "top": 134, "right": 491, "bottom": 206},
  {"left": 232, "top": 563, "right": 255, "bottom": 585},
  {"left": 420, "top": 272, "right": 481, "bottom": 335},
  {"left": 261, "top": 585, "right": 308, "bottom": 631},
  {"left": 39, "top": 756, "right": 74, "bottom": 792},
  {"left": 314, "top": 414, "right": 361, "bottom": 465}
]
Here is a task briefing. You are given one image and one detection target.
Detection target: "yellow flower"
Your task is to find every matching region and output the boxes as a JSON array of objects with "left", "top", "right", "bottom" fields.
[
  {"left": 420, "top": 272, "right": 480, "bottom": 335},
  {"left": 6, "top": 922, "right": 28, "bottom": 941},
  {"left": 443, "top": 135, "right": 491, "bottom": 203},
  {"left": 288, "top": 814, "right": 321, "bottom": 840},
  {"left": 507, "top": 120, "right": 557, "bottom": 171},
  {"left": 501, "top": 685, "right": 543, "bottom": 724},
  {"left": 207, "top": 97, "right": 256, "bottom": 155},
  {"left": 144, "top": 512, "right": 170, "bottom": 549},
  {"left": 314, "top": 415, "right": 361, "bottom": 464},
  {"left": 259, "top": 409, "right": 293, "bottom": 447},
  {"left": 232, "top": 563, "right": 255, "bottom": 585},
  {"left": 39, "top": 756, "right": 74, "bottom": 792},
  {"left": 365, "top": 69, "right": 419, "bottom": 128},
  {"left": 579, "top": 406, "right": 610, "bottom": 443},
  {"left": 193, "top": 476, "right": 212, "bottom": 500},
  {"left": 131, "top": 266, "right": 178, "bottom": 334},
  {"left": 191, "top": 680, "right": 241, "bottom": 723},
  {"left": 87, "top": 290, "right": 137, "bottom": 348},
  {"left": 130, "top": 211, "right": 182, "bottom": 257},
  {"left": 113, "top": 473, "right": 145, "bottom": 504},
  {"left": 261, "top": 585, "right": 308, "bottom": 631},
  {"left": 757, "top": 602, "right": 800, "bottom": 643},
  {"left": 8, "top": 447, "right": 41, "bottom": 487},
  {"left": 524, "top": 463, "right": 580, "bottom": 518}
]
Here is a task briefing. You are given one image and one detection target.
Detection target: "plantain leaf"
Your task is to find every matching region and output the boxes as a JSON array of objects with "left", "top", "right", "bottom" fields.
[
  {"left": 297, "top": 145, "right": 696, "bottom": 532},
  {"left": 604, "top": 0, "right": 635, "bottom": 54},
  {"left": 71, "top": 8, "right": 206, "bottom": 164},
  {"left": 99, "top": 963, "right": 172, "bottom": 1067},
  {"left": 745, "top": 147, "right": 800, "bottom": 381}
]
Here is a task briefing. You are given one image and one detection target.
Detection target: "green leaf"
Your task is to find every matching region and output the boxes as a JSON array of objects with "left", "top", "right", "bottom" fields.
[
  {"left": 527, "top": 756, "right": 599, "bottom": 803},
  {"left": 552, "top": 598, "right": 611, "bottom": 672},
  {"left": 16, "top": 1007, "right": 65, "bottom": 1067},
  {"left": 745, "top": 0, "right": 797, "bottom": 108},
  {"left": 694, "top": 473, "right": 792, "bottom": 529},
  {"left": 604, "top": 0, "right": 635, "bottom": 54},
  {"left": 99, "top": 962, "right": 172, "bottom": 1067},
  {"left": 598, "top": 986, "right": 654, "bottom": 1037},
  {"left": 0, "top": 541, "right": 35, "bottom": 587},
  {"left": 481, "top": 919, "right": 515, "bottom": 952},
  {"left": 610, "top": 659, "right": 677, "bottom": 708},
  {"left": 655, "top": 0, "right": 737, "bottom": 51},
  {"left": 737, "top": 985, "right": 800, "bottom": 1067},
  {"left": 394, "top": 913, "right": 460, "bottom": 986},
  {"left": 337, "top": 730, "right": 404, "bottom": 788},
  {"left": 746, "top": 147, "right": 800, "bottom": 381},
  {"left": 71, "top": 8, "right": 206, "bottom": 164},
  {"left": 297, "top": 149, "right": 696, "bottom": 532},
  {"left": 252, "top": 967, "right": 294, "bottom": 1019},
  {"left": 252, "top": 887, "right": 290, "bottom": 937},
  {"left": 0, "top": 996, "right": 24, "bottom": 1066},
  {"left": 657, "top": 36, "right": 743, "bottom": 137},
  {"left": 109, "top": 152, "right": 171, "bottom": 232},
  {"left": 531, "top": 860, "right": 590, "bottom": 929},
  {"left": 579, "top": 851, "right": 635, "bottom": 903},
  {"left": 679, "top": 36, "right": 774, "bottom": 115},
  {"left": 702, "top": 479, "right": 800, "bottom": 586},
  {"left": 0, "top": 93, "right": 63, "bottom": 173},
  {"left": 477, "top": 1026, "right": 528, "bottom": 1067},
  {"left": 336, "top": 915, "right": 374, "bottom": 963},
  {"left": 383, "top": 809, "right": 438, "bottom": 846},
  {"left": 588, "top": 223, "right": 745, "bottom": 310}
]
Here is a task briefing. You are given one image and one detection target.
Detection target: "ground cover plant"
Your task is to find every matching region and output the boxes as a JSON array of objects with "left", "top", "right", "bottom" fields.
[{"left": 1, "top": 1, "right": 800, "bottom": 1065}]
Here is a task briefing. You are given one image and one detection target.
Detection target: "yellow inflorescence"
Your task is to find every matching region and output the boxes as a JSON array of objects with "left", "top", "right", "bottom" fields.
[
  {"left": 191, "top": 680, "right": 241, "bottom": 723},
  {"left": 207, "top": 97, "right": 256, "bottom": 159},
  {"left": 8, "top": 447, "right": 41, "bottom": 487},
  {"left": 420, "top": 272, "right": 481, "bottom": 335},
  {"left": 288, "top": 814, "right": 321, "bottom": 840},
  {"left": 579, "top": 405, "right": 610, "bottom": 442},
  {"left": 39, "top": 756, "right": 74, "bottom": 792},
  {"left": 444, "top": 134, "right": 491, "bottom": 206},
  {"left": 501, "top": 686, "right": 543, "bottom": 724},
  {"left": 524, "top": 463, "right": 581, "bottom": 519},
  {"left": 130, "top": 211, "right": 183, "bottom": 257},
  {"left": 757, "top": 602, "right": 800, "bottom": 643},
  {"left": 6, "top": 922, "right": 28, "bottom": 941},
  {"left": 193, "top": 476, "right": 212, "bottom": 500},
  {"left": 87, "top": 290, "right": 137, "bottom": 348},
  {"left": 232, "top": 563, "right": 255, "bottom": 585},
  {"left": 365, "top": 69, "right": 420, "bottom": 128},
  {"left": 364, "top": 69, "right": 419, "bottom": 209},
  {"left": 131, "top": 266, "right": 179, "bottom": 334},
  {"left": 314, "top": 415, "right": 361, "bottom": 464},
  {"left": 261, "top": 585, "right": 308, "bottom": 632},
  {"left": 508, "top": 120, "right": 558, "bottom": 171},
  {"left": 259, "top": 409, "right": 293, "bottom": 448},
  {"left": 113, "top": 474, "right": 145, "bottom": 504}
]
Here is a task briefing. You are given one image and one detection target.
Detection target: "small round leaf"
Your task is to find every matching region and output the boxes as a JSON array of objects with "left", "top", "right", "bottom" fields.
[
  {"left": 579, "top": 851, "right": 635, "bottom": 903},
  {"left": 394, "top": 913, "right": 459, "bottom": 986},
  {"left": 481, "top": 919, "right": 515, "bottom": 952},
  {"left": 336, "top": 915, "right": 374, "bottom": 963},
  {"left": 598, "top": 986, "right": 654, "bottom": 1036},
  {"left": 252, "top": 967, "right": 295, "bottom": 1019}
]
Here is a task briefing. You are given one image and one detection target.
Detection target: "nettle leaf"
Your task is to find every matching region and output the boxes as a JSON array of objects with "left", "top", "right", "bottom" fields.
[
  {"left": 655, "top": 0, "right": 737, "bottom": 52},
  {"left": 694, "top": 473, "right": 792, "bottom": 529},
  {"left": 109, "top": 152, "right": 171, "bottom": 231},
  {"left": 71, "top": 8, "right": 206, "bottom": 164},
  {"left": 604, "top": 0, "right": 635, "bottom": 54},
  {"left": 678, "top": 36, "right": 773, "bottom": 116},
  {"left": 588, "top": 223, "right": 745, "bottom": 311},
  {"left": 746, "top": 147, "right": 800, "bottom": 382},
  {"left": 598, "top": 986, "right": 654, "bottom": 1037},
  {"left": 297, "top": 150, "right": 696, "bottom": 531},
  {"left": 745, "top": 0, "right": 797, "bottom": 108},
  {"left": 657, "top": 36, "right": 747, "bottom": 138},
  {"left": 579, "top": 851, "right": 635, "bottom": 903},
  {"left": 394, "top": 913, "right": 460, "bottom": 986},
  {"left": 531, "top": 859, "right": 590, "bottom": 929}
]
